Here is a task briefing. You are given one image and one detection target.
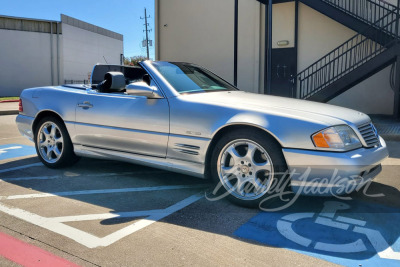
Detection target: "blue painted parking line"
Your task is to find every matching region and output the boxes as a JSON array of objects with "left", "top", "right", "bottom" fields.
[
  {"left": 0, "top": 144, "right": 36, "bottom": 160},
  {"left": 235, "top": 198, "right": 400, "bottom": 267}
]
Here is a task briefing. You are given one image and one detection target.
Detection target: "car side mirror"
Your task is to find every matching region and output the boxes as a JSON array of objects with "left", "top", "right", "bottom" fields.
[{"left": 126, "top": 82, "right": 163, "bottom": 99}]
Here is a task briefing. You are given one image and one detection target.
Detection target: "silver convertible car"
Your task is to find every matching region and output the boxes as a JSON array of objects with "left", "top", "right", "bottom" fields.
[{"left": 16, "top": 61, "right": 388, "bottom": 206}]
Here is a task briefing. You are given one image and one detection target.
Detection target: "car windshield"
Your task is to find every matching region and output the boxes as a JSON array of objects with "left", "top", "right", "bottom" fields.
[{"left": 150, "top": 62, "right": 238, "bottom": 94}]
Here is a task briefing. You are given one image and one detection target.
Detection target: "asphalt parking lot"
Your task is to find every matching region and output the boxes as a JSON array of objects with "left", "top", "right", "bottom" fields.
[{"left": 1, "top": 114, "right": 400, "bottom": 267}]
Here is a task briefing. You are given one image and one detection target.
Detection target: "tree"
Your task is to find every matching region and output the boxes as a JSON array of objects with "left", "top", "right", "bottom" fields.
[{"left": 124, "top": 56, "right": 148, "bottom": 66}]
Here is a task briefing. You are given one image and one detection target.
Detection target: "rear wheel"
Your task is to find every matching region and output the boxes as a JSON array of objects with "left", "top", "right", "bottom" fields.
[
  {"left": 34, "top": 116, "right": 79, "bottom": 168},
  {"left": 210, "top": 129, "right": 288, "bottom": 207}
]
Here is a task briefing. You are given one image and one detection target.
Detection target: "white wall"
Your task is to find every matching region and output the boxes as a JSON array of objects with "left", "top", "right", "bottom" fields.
[
  {"left": 62, "top": 23, "right": 123, "bottom": 81},
  {"left": 0, "top": 29, "right": 58, "bottom": 96}
]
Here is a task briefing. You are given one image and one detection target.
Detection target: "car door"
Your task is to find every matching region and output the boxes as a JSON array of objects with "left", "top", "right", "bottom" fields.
[{"left": 74, "top": 87, "right": 169, "bottom": 158}]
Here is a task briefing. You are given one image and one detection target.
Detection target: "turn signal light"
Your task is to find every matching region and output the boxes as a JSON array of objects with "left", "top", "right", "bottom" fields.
[{"left": 312, "top": 132, "right": 330, "bottom": 148}]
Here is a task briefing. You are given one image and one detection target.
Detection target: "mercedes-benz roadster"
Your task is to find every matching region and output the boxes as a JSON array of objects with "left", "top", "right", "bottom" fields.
[{"left": 16, "top": 61, "right": 389, "bottom": 206}]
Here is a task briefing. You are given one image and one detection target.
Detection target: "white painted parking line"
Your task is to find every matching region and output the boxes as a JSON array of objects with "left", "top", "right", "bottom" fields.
[
  {"left": 0, "top": 163, "right": 42, "bottom": 174},
  {"left": 0, "top": 137, "right": 25, "bottom": 140},
  {"left": 2, "top": 184, "right": 208, "bottom": 200},
  {"left": 0, "top": 146, "right": 22, "bottom": 154},
  {"left": 0, "top": 170, "right": 167, "bottom": 182},
  {"left": 51, "top": 209, "right": 165, "bottom": 223},
  {"left": 354, "top": 226, "right": 400, "bottom": 260},
  {"left": 0, "top": 193, "right": 203, "bottom": 248},
  {"left": 87, "top": 171, "right": 166, "bottom": 176},
  {"left": 336, "top": 216, "right": 367, "bottom": 226},
  {"left": 96, "top": 193, "right": 203, "bottom": 247},
  {"left": 1, "top": 176, "right": 59, "bottom": 182}
]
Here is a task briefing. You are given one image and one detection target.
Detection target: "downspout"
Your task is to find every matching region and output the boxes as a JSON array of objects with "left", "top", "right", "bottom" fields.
[
  {"left": 293, "top": 0, "right": 299, "bottom": 98},
  {"left": 264, "top": 0, "right": 272, "bottom": 94},
  {"left": 234, "top": 0, "right": 238, "bottom": 86},
  {"left": 394, "top": 0, "right": 400, "bottom": 118},
  {"left": 396, "top": 0, "right": 400, "bottom": 38},
  {"left": 50, "top": 22, "right": 54, "bottom": 86},
  {"left": 57, "top": 22, "right": 61, "bottom": 85}
]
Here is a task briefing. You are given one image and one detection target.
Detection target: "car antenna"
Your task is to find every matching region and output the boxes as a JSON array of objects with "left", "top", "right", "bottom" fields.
[{"left": 103, "top": 56, "right": 109, "bottom": 64}]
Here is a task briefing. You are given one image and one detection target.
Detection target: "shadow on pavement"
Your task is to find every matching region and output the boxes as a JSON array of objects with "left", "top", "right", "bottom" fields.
[{"left": 1, "top": 157, "right": 400, "bottom": 264}]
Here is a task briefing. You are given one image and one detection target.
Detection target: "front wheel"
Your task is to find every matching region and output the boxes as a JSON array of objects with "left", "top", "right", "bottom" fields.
[
  {"left": 210, "top": 129, "right": 289, "bottom": 207},
  {"left": 34, "top": 116, "right": 78, "bottom": 168}
]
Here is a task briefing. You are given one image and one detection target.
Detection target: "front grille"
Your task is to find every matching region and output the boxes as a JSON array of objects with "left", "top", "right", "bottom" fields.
[{"left": 358, "top": 122, "right": 380, "bottom": 147}]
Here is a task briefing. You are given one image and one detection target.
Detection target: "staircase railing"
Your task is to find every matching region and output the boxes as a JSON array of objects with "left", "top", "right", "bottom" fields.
[
  {"left": 296, "top": 9, "right": 399, "bottom": 99},
  {"left": 322, "top": 0, "right": 397, "bottom": 25}
]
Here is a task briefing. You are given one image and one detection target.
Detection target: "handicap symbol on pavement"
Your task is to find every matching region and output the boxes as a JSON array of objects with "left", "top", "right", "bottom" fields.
[
  {"left": 277, "top": 201, "right": 400, "bottom": 260},
  {"left": 0, "top": 144, "right": 36, "bottom": 161},
  {"left": 235, "top": 198, "right": 400, "bottom": 267}
]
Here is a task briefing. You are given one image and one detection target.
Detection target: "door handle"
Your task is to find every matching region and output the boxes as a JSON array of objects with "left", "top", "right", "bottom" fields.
[
  {"left": 77, "top": 101, "right": 93, "bottom": 108},
  {"left": 276, "top": 64, "right": 280, "bottom": 78}
]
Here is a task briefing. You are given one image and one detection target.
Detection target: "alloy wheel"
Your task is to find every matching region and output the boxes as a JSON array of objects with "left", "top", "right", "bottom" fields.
[
  {"left": 217, "top": 139, "right": 274, "bottom": 200},
  {"left": 37, "top": 122, "right": 64, "bottom": 163}
]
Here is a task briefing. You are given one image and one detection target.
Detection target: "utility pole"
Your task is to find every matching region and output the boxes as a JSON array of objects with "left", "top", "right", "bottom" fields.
[
  {"left": 140, "top": 8, "right": 152, "bottom": 59},
  {"left": 397, "top": 0, "right": 400, "bottom": 40}
]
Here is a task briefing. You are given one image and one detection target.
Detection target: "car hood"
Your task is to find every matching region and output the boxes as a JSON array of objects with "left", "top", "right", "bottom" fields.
[{"left": 179, "top": 91, "right": 371, "bottom": 127}]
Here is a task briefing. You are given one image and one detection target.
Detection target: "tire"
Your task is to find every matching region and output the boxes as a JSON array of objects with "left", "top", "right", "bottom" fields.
[
  {"left": 34, "top": 116, "right": 79, "bottom": 168},
  {"left": 209, "top": 129, "right": 289, "bottom": 208}
]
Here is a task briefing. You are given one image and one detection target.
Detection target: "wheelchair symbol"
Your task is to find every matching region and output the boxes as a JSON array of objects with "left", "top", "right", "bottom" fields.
[
  {"left": 277, "top": 201, "right": 400, "bottom": 260},
  {"left": 0, "top": 146, "right": 22, "bottom": 155}
]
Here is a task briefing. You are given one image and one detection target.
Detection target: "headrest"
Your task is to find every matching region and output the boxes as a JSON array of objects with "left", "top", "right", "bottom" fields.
[
  {"left": 103, "top": 72, "right": 126, "bottom": 91},
  {"left": 143, "top": 74, "right": 151, "bottom": 85}
]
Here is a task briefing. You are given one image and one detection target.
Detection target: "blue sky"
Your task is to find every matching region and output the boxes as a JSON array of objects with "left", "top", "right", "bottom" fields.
[{"left": 1, "top": 0, "right": 155, "bottom": 59}]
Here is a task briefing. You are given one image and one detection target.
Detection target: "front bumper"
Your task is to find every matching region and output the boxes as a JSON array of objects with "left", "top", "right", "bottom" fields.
[
  {"left": 16, "top": 114, "right": 35, "bottom": 141},
  {"left": 282, "top": 136, "right": 389, "bottom": 196}
]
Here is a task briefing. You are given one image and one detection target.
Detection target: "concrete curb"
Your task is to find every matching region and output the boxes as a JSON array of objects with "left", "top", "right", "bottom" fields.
[{"left": 0, "top": 100, "right": 19, "bottom": 103}]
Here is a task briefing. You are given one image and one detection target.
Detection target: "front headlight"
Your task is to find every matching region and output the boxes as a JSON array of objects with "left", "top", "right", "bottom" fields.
[{"left": 312, "top": 125, "right": 361, "bottom": 151}]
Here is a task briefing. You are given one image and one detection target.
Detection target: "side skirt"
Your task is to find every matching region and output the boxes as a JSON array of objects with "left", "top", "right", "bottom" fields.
[{"left": 74, "top": 145, "right": 206, "bottom": 179}]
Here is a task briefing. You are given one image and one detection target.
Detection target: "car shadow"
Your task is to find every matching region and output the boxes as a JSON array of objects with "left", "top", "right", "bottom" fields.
[
  {"left": 1, "top": 156, "right": 400, "bottom": 262},
  {"left": 386, "top": 140, "right": 400, "bottom": 159}
]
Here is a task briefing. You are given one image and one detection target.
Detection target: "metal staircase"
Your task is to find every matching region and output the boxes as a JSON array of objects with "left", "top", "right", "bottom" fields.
[
  {"left": 296, "top": 0, "right": 400, "bottom": 102},
  {"left": 300, "top": 0, "right": 398, "bottom": 44}
]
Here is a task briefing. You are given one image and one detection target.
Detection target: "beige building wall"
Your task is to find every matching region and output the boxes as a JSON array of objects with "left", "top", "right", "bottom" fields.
[
  {"left": 156, "top": 0, "right": 264, "bottom": 93},
  {"left": 385, "top": 0, "right": 398, "bottom": 6},
  {"left": 329, "top": 66, "right": 394, "bottom": 114},
  {"left": 297, "top": 3, "right": 356, "bottom": 72},
  {"left": 272, "top": 2, "right": 295, "bottom": 49},
  {"left": 237, "top": 0, "right": 262, "bottom": 93},
  {"left": 156, "top": 1, "right": 395, "bottom": 115},
  {"left": 157, "top": 0, "right": 235, "bottom": 84}
]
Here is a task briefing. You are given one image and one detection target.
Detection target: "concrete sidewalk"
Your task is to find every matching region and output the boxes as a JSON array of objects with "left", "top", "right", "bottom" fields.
[{"left": 0, "top": 101, "right": 19, "bottom": 116}]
